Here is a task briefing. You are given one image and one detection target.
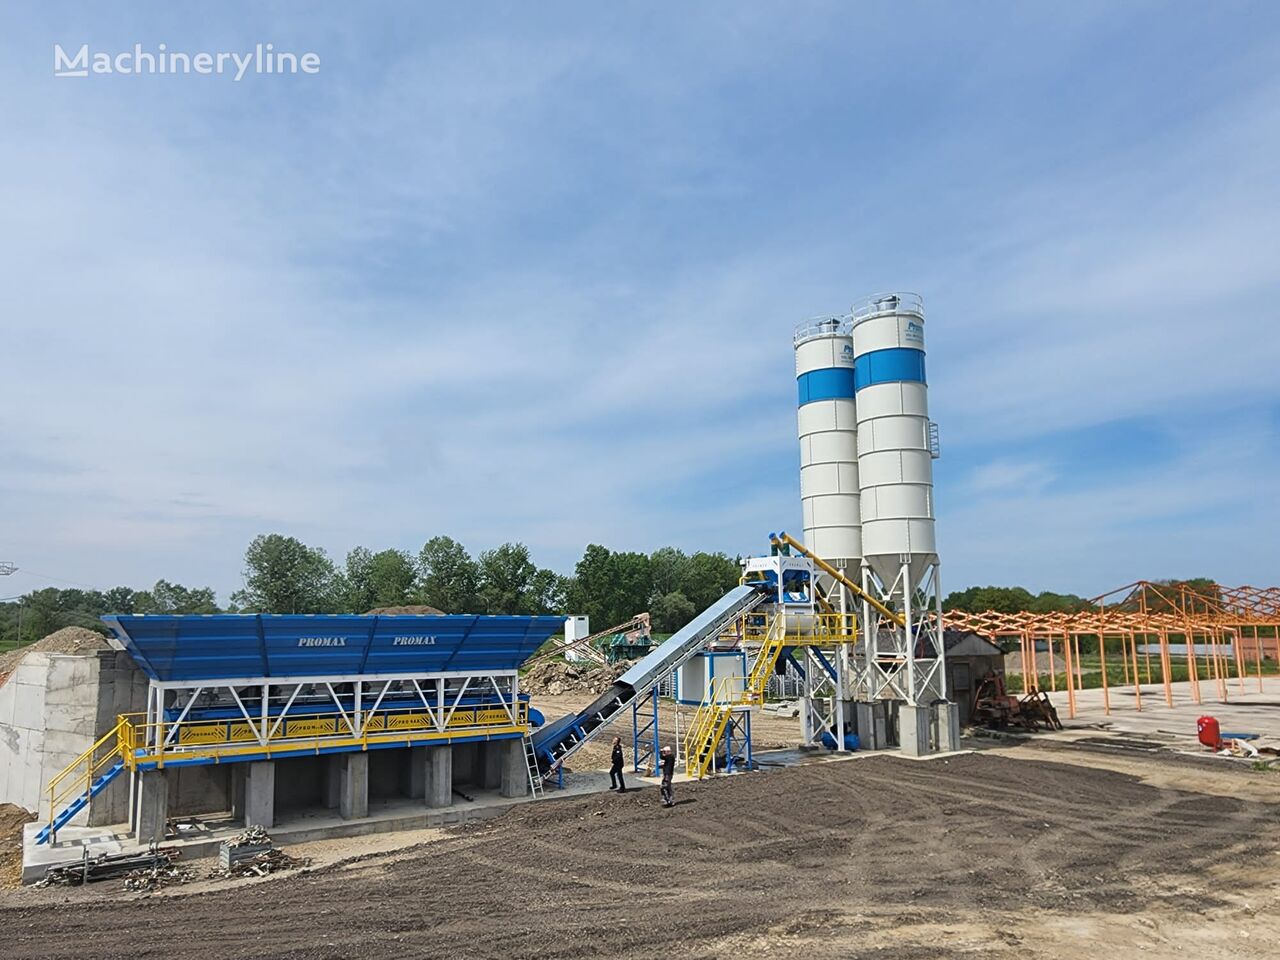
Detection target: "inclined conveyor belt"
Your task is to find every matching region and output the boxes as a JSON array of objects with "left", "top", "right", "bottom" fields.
[{"left": 530, "top": 584, "right": 767, "bottom": 772}]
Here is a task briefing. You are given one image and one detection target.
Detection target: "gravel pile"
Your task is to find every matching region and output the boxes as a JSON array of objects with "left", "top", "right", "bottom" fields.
[
  {"left": 0, "top": 626, "right": 111, "bottom": 685},
  {"left": 522, "top": 659, "right": 636, "bottom": 696},
  {"left": 365, "top": 605, "right": 446, "bottom": 616}
]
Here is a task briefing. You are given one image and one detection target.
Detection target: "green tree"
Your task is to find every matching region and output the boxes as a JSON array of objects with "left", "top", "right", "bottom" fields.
[
  {"left": 477, "top": 542, "right": 540, "bottom": 615},
  {"left": 343, "top": 547, "right": 417, "bottom": 611},
  {"left": 649, "top": 547, "right": 690, "bottom": 599},
  {"left": 102, "top": 586, "right": 139, "bottom": 614},
  {"left": 943, "top": 585, "right": 1088, "bottom": 613},
  {"left": 416, "top": 536, "right": 480, "bottom": 612},
  {"left": 526, "top": 567, "right": 569, "bottom": 617},
  {"left": 567, "top": 545, "right": 653, "bottom": 628},
  {"left": 135, "top": 579, "right": 219, "bottom": 614},
  {"left": 681, "top": 552, "right": 740, "bottom": 612},
  {"left": 650, "top": 590, "right": 695, "bottom": 633},
  {"left": 231, "top": 534, "right": 342, "bottom": 613}
]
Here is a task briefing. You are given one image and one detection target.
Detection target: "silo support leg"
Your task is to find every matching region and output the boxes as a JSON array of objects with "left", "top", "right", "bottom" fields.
[
  {"left": 937, "top": 702, "right": 960, "bottom": 753},
  {"left": 899, "top": 705, "right": 931, "bottom": 758}
]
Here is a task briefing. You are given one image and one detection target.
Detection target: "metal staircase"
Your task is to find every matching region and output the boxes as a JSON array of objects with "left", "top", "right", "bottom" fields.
[
  {"left": 36, "top": 719, "right": 129, "bottom": 845},
  {"left": 684, "top": 614, "right": 787, "bottom": 779}
]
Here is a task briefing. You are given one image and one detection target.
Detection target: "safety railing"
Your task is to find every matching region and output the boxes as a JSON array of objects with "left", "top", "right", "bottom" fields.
[
  {"left": 116, "top": 701, "right": 530, "bottom": 769},
  {"left": 793, "top": 314, "right": 854, "bottom": 346},
  {"left": 683, "top": 675, "right": 742, "bottom": 779},
  {"left": 852, "top": 291, "right": 924, "bottom": 322},
  {"left": 44, "top": 717, "right": 128, "bottom": 839}
]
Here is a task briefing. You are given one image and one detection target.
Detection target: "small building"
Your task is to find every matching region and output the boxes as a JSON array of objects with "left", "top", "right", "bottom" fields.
[{"left": 943, "top": 629, "right": 1005, "bottom": 725}]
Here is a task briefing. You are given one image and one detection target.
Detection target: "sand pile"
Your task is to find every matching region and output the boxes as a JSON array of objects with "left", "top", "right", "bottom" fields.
[
  {"left": 521, "top": 659, "right": 635, "bottom": 697},
  {"left": 0, "top": 803, "right": 36, "bottom": 888},
  {"left": 0, "top": 625, "right": 111, "bottom": 684}
]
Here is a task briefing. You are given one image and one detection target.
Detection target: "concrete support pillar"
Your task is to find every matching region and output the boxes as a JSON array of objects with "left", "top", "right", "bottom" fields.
[
  {"left": 500, "top": 739, "right": 528, "bottom": 799},
  {"left": 899, "top": 704, "right": 932, "bottom": 758},
  {"left": 482, "top": 742, "right": 503, "bottom": 790},
  {"left": 339, "top": 753, "right": 369, "bottom": 820},
  {"left": 136, "top": 769, "right": 169, "bottom": 845},
  {"left": 425, "top": 745, "right": 452, "bottom": 809},
  {"left": 244, "top": 761, "right": 276, "bottom": 829},
  {"left": 937, "top": 701, "right": 961, "bottom": 753},
  {"left": 405, "top": 747, "right": 427, "bottom": 800},
  {"left": 853, "top": 702, "right": 879, "bottom": 750},
  {"left": 230, "top": 765, "right": 247, "bottom": 821}
]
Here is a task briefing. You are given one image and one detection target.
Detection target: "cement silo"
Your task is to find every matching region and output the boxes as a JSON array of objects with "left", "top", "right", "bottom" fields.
[
  {"left": 794, "top": 316, "right": 861, "bottom": 567},
  {"left": 850, "top": 293, "right": 950, "bottom": 747}
]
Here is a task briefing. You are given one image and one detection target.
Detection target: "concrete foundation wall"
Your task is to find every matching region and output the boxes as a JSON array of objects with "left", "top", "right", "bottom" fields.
[
  {"left": 369, "top": 749, "right": 406, "bottom": 800},
  {"left": 166, "top": 765, "right": 232, "bottom": 817},
  {"left": 0, "top": 650, "right": 150, "bottom": 824}
]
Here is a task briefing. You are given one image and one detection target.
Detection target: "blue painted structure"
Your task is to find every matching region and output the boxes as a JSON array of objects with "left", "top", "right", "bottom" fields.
[
  {"left": 102, "top": 613, "right": 566, "bottom": 681},
  {"left": 853, "top": 346, "right": 926, "bottom": 390}
]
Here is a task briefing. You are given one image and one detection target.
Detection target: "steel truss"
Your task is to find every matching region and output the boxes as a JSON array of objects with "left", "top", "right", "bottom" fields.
[
  {"left": 133, "top": 668, "right": 526, "bottom": 765},
  {"left": 945, "top": 580, "right": 1280, "bottom": 719},
  {"left": 862, "top": 560, "right": 947, "bottom": 706}
]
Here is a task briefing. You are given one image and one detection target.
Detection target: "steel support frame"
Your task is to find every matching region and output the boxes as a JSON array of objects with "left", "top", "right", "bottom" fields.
[
  {"left": 137, "top": 669, "right": 523, "bottom": 757},
  {"left": 631, "top": 684, "right": 660, "bottom": 775},
  {"left": 799, "top": 646, "right": 841, "bottom": 748},
  {"left": 862, "top": 560, "right": 947, "bottom": 706}
]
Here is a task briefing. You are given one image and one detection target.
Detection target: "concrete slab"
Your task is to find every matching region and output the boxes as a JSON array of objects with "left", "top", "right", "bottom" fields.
[
  {"left": 1055, "top": 677, "right": 1280, "bottom": 749},
  {"left": 21, "top": 822, "right": 127, "bottom": 884}
]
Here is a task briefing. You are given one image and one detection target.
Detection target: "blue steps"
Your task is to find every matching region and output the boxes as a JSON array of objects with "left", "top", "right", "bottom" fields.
[{"left": 35, "top": 761, "right": 125, "bottom": 845}]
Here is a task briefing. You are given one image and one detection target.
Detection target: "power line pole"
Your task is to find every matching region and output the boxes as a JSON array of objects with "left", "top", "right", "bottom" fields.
[{"left": 1, "top": 563, "right": 18, "bottom": 646}]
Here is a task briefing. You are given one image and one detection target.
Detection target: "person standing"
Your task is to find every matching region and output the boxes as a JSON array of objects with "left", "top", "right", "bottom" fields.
[
  {"left": 609, "top": 736, "right": 627, "bottom": 793},
  {"left": 659, "top": 745, "right": 675, "bottom": 808}
]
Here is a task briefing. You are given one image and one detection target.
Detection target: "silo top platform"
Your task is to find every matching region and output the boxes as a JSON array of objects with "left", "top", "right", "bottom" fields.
[{"left": 101, "top": 613, "right": 566, "bottom": 682}]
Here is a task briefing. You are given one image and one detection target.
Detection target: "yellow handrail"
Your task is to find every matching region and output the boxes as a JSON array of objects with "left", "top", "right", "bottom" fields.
[
  {"left": 45, "top": 718, "right": 127, "bottom": 831},
  {"left": 114, "top": 702, "right": 530, "bottom": 770}
]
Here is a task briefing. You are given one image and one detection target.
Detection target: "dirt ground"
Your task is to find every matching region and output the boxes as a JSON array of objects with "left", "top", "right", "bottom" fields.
[{"left": 2, "top": 743, "right": 1278, "bottom": 960}]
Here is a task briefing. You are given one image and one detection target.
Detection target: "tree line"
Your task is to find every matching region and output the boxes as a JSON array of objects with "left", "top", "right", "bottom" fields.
[
  {"left": 0, "top": 534, "right": 743, "bottom": 644},
  {"left": 941, "top": 579, "right": 1220, "bottom": 615},
  {"left": 1, "top": 533, "right": 1220, "bottom": 648}
]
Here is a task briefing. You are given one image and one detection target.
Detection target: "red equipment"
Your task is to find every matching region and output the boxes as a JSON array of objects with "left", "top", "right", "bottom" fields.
[{"left": 1196, "top": 715, "right": 1221, "bottom": 751}]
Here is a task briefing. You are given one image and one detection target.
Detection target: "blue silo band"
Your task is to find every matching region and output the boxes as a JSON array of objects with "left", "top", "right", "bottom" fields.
[
  {"left": 797, "top": 367, "right": 857, "bottom": 405},
  {"left": 853, "top": 347, "right": 926, "bottom": 391}
]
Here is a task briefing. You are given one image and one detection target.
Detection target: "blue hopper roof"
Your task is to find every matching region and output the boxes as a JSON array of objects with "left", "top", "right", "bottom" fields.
[{"left": 102, "top": 613, "right": 566, "bottom": 682}]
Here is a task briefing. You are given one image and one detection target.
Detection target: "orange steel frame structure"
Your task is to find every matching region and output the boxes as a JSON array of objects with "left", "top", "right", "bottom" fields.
[{"left": 942, "top": 581, "right": 1280, "bottom": 720}]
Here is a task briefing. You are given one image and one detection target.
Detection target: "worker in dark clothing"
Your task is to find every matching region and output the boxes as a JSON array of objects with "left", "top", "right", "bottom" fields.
[
  {"left": 609, "top": 736, "right": 627, "bottom": 792},
  {"left": 659, "top": 745, "right": 675, "bottom": 807}
]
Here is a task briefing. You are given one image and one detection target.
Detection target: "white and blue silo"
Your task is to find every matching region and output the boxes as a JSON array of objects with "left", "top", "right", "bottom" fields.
[
  {"left": 850, "top": 292, "right": 948, "bottom": 720},
  {"left": 794, "top": 316, "right": 861, "bottom": 569}
]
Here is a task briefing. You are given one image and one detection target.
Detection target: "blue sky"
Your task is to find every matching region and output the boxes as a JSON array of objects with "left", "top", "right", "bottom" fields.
[{"left": 2, "top": 2, "right": 1278, "bottom": 603}]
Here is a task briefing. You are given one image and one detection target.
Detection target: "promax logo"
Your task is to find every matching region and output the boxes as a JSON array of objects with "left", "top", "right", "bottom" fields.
[
  {"left": 392, "top": 636, "right": 438, "bottom": 646},
  {"left": 298, "top": 637, "right": 346, "bottom": 647}
]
